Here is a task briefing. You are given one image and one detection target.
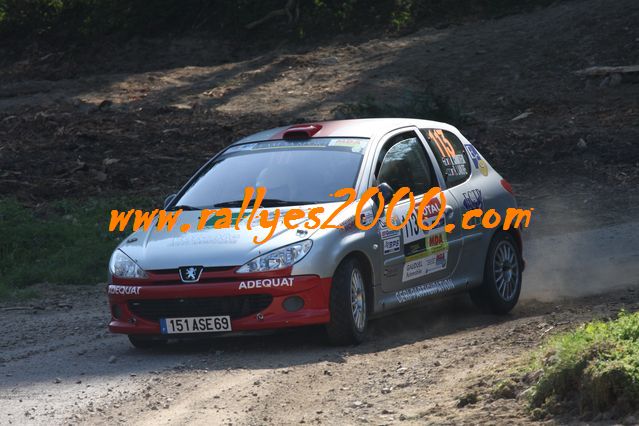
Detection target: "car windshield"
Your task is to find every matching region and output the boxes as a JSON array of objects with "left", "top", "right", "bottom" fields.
[{"left": 174, "top": 138, "right": 370, "bottom": 208}]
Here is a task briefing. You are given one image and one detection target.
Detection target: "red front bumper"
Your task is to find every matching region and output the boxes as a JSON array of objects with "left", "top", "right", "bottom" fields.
[{"left": 108, "top": 274, "right": 332, "bottom": 336}]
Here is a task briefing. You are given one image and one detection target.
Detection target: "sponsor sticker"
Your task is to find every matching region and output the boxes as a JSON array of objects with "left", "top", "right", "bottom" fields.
[
  {"left": 464, "top": 144, "right": 489, "bottom": 176},
  {"left": 339, "top": 216, "right": 357, "bottom": 233},
  {"left": 169, "top": 232, "right": 240, "bottom": 246},
  {"left": 478, "top": 159, "right": 489, "bottom": 176},
  {"left": 252, "top": 140, "right": 330, "bottom": 150},
  {"left": 341, "top": 208, "right": 374, "bottom": 233},
  {"left": 398, "top": 197, "right": 443, "bottom": 246},
  {"left": 328, "top": 139, "right": 367, "bottom": 152},
  {"left": 462, "top": 189, "right": 483, "bottom": 210},
  {"left": 340, "top": 208, "right": 374, "bottom": 232},
  {"left": 378, "top": 215, "right": 400, "bottom": 239},
  {"left": 395, "top": 278, "right": 455, "bottom": 303},
  {"left": 383, "top": 236, "right": 401, "bottom": 255},
  {"left": 108, "top": 285, "right": 141, "bottom": 295},
  {"left": 404, "top": 229, "right": 448, "bottom": 260},
  {"left": 425, "top": 231, "right": 448, "bottom": 255},
  {"left": 389, "top": 195, "right": 449, "bottom": 278},
  {"left": 464, "top": 144, "right": 481, "bottom": 169},
  {"left": 380, "top": 228, "right": 400, "bottom": 239},
  {"left": 421, "top": 197, "right": 443, "bottom": 229},
  {"left": 447, "top": 163, "right": 468, "bottom": 177},
  {"left": 238, "top": 277, "right": 295, "bottom": 290},
  {"left": 360, "top": 209, "right": 374, "bottom": 226},
  {"left": 451, "top": 154, "right": 466, "bottom": 165},
  {"left": 402, "top": 252, "right": 448, "bottom": 282},
  {"left": 442, "top": 155, "right": 468, "bottom": 177}
]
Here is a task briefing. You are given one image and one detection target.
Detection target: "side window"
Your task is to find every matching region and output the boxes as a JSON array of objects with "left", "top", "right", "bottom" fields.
[
  {"left": 375, "top": 132, "right": 436, "bottom": 197},
  {"left": 421, "top": 129, "right": 470, "bottom": 188}
]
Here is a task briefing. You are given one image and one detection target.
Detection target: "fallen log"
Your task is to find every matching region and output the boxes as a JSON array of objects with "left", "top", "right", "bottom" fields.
[{"left": 575, "top": 65, "right": 639, "bottom": 77}]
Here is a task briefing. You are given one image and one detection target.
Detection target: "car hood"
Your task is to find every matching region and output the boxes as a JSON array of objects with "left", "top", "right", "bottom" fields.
[{"left": 117, "top": 203, "right": 347, "bottom": 271}]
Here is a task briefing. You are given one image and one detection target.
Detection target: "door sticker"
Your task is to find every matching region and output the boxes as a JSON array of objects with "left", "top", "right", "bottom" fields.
[
  {"left": 383, "top": 236, "right": 401, "bottom": 255},
  {"left": 402, "top": 252, "right": 447, "bottom": 282},
  {"left": 389, "top": 194, "right": 450, "bottom": 282}
]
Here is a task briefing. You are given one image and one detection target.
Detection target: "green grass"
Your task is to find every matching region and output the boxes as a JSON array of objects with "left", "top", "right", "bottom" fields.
[
  {"left": 0, "top": 197, "right": 153, "bottom": 300},
  {"left": 528, "top": 311, "right": 639, "bottom": 417}
]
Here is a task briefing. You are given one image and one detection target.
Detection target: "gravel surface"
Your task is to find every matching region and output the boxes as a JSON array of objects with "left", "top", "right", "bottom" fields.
[{"left": 2, "top": 221, "right": 638, "bottom": 425}]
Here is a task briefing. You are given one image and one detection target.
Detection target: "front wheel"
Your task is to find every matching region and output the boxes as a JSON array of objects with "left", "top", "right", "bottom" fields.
[
  {"left": 325, "top": 258, "right": 368, "bottom": 345},
  {"left": 470, "top": 232, "right": 522, "bottom": 314}
]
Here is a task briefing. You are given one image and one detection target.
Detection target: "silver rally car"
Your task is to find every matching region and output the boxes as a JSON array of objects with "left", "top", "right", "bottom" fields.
[{"left": 108, "top": 118, "right": 524, "bottom": 347}]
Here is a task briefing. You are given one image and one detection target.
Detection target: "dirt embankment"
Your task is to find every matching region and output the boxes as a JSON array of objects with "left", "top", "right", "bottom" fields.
[{"left": 1, "top": 0, "right": 638, "bottom": 219}]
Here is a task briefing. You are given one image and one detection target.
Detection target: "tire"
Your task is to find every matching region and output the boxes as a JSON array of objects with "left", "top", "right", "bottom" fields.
[
  {"left": 128, "top": 334, "right": 166, "bottom": 349},
  {"left": 470, "top": 232, "right": 522, "bottom": 314},
  {"left": 325, "top": 257, "right": 368, "bottom": 345}
]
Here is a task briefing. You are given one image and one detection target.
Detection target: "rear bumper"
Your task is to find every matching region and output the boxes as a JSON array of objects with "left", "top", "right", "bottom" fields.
[{"left": 107, "top": 275, "right": 331, "bottom": 335}]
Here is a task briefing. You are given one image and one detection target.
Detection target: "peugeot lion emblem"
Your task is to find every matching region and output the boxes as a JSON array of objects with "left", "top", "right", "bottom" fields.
[{"left": 179, "top": 266, "right": 203, "bottom": 283}]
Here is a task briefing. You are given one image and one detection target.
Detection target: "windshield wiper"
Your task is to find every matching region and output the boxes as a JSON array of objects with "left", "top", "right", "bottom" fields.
[
  {"left": 212, "top": 200, "right": 246, "bottom": 208},
  {"left": 261, "top": 199, "right": 315, "bottom": 207},
  {"left": 167, "top": 204, "right": 200, "bottom": 211},
  {"left": 213, "top": 199, "right": 318, "bottom": 208}
]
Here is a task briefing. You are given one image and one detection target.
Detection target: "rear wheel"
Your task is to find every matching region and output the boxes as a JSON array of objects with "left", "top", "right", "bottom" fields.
[
  {"left": 325, "top": 257, "right": 368, "bottom": 345},
  {"left": 128, "top": 334, "right": 166, "bottom": 349},
  {"left": 470, "top": 232, "right": 522, "bottom": 314}
]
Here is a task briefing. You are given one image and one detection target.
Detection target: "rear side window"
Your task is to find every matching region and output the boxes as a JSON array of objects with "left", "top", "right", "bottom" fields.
[{"left": 420, "top": 129, "right": 470, "bottom": 188}]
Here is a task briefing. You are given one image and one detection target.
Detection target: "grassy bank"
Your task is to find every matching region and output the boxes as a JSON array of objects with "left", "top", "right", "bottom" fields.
[
  {"left": 528, "top": 311, "right": 639, "bottom": 419},
  {"left": 0, "top": 197, "right": 153, "bottom": 299}
]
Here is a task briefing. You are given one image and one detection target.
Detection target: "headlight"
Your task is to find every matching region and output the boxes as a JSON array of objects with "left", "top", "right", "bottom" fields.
[
  {"left": 109, "top": 249, "right": 148, "bottom": 279},
  {"left": 237, "top": 240, "right": 313, "bottom": 273}
]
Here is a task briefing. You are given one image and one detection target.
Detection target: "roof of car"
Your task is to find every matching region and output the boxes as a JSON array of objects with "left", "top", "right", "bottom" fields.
[{"left": 232, "top": 118, "right": 458, "bottom": 145}]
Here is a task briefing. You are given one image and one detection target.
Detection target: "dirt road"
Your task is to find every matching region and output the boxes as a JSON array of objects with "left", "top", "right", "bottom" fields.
[{"left": 2, "top": 221, "right": 638, "bottom": 425}]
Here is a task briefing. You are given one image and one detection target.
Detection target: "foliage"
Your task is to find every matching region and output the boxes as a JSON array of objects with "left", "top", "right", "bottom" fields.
[
  {"left": 529, "top": 311, "right": 639, "bottom": 417},
  {"left": 0, "top": 0, "right": 559, "bottom": 45},
  {"left": 0, "top": 197, "right": 152, "bottom": 298}
]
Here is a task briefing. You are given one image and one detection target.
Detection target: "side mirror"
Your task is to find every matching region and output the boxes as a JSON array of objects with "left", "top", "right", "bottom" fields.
[
  {"left": 163, "top": 194, "right": 176, "bottom": 209},
  {"left": 377, "top": 183, "right": 394, "bottom": 204}
]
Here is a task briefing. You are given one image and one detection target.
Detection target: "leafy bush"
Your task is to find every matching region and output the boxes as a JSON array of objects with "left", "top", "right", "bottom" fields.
[
  {"left": 0, "top": 197, "right": 152, "bottom": 298},
  {"left": 0, "top": 0, "right": 560, "bottom": 46},
  {"left": 529, "top": 311, "right": 639, "bottom": 417}
]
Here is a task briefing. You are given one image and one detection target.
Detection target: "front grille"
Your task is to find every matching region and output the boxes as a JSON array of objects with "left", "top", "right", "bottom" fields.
[
  {"left": 128, "top": 295, "right": 273, "bottom": 321},
  {"left": 150, "top": 266, "right": 236, "bottom": 275},
  {"left": 147, "top": 267, "right": 238, "bottom": 285}
]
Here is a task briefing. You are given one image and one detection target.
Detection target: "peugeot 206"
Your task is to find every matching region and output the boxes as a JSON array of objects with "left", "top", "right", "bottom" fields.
[{"left": 107, "top": 119, "right": 524, "bottom": 348}]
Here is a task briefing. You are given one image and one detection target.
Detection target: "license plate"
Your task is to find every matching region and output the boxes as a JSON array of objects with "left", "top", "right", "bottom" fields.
[{"left": 160, "top": 316, "right": 231, "bottom": 334}]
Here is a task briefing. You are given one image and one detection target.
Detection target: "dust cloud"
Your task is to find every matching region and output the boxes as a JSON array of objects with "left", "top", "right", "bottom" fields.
[{"left": 521, "top": 196, "right": 639, "bottom": 301}]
